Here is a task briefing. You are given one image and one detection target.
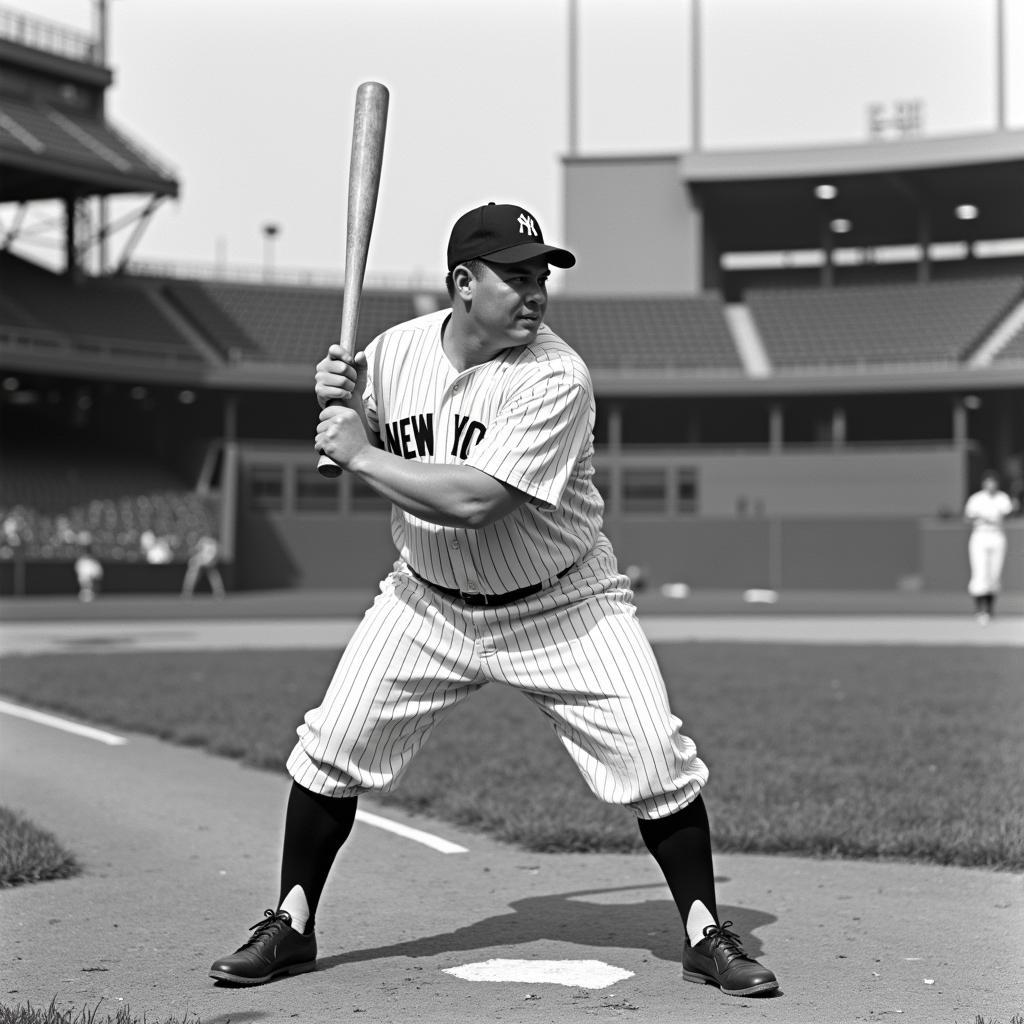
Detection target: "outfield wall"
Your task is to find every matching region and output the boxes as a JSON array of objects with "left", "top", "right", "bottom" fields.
[
  {"left": 226, "top": 511, "right": 1021, "bottom": 594},
  {"left": 223, "top": 442, "right": 976, "bottom": 592},
  {"left": 597, "top": 446, "right": 965, "bottom": 518}
]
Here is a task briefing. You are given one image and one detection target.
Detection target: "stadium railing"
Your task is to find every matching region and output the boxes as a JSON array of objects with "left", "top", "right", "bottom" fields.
[
  {"left": 0, "top": 7, "right": 98, "bottom": 64},
  {"left": 0, "top": 325, "right": 202, "bottom": 365}
]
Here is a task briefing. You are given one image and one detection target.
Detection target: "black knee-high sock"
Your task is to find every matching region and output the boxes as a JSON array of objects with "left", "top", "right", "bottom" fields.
[
  {"left": 279, "top": 781, "right": 357, "bottom": 928},
  {"left": 984, "top": 593, "right": 995, "bottom": 615},
  {"left": 638, "top": 795, "right": 718, "bottom": 932}
]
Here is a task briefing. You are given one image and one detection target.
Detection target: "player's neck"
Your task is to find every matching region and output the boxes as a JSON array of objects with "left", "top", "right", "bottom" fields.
[{"left": 441, "top": 311, "right": 514, "bottom": 371}]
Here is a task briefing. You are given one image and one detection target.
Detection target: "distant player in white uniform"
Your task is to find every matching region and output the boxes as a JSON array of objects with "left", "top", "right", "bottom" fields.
[
  {"left": 964, "top": 471, "right": 1016, "bottom": 623},
  {"left": 209, "top": 203, "right": 779, "bottom": 998},
  {"left": 73, "top": 543, "right": 102, "bottom": 602},
  {"left": 181, "top": 534, "right": 225, "bottom": 599}
]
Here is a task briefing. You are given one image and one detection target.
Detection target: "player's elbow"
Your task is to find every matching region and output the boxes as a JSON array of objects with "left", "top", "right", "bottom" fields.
[
  {"left": 457, "top": 497, "right": 504, "bottom": 530},
  {"left": 444, "top": 473, "right": 527, "bottom": 529},
  {"left": 455, "top": 491, "right": 524, "bottom": 529}
]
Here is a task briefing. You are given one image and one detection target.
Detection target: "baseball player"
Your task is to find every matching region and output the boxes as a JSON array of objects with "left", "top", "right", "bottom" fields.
[
  {"left": 209, "top": 203, "right": 779, "bottom": 998},
  {"left": 181, "top": 534, "right": 225, "bottom": 599},
  {"left": 965, "top": 470, "right": 1016, "bottom": 623},
  {"left": 73, "top": 542, "right": 102, "bottom": 602}
]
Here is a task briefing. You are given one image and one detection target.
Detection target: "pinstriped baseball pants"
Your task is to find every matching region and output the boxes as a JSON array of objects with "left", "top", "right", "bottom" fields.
[{"left": 287, "top": 536, "right": 708, "bottom": 819}]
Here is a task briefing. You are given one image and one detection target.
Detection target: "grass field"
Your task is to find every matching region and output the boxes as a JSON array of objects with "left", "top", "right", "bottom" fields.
[
  {"left": 1, "top": 642, "right": 1021, "bottom": 868},
  {"left": 0, "top": 807, "right": 80, "bottom": 888},
  {"left": 0, "top": 1001, "right": 198, "bottom": 1024}
]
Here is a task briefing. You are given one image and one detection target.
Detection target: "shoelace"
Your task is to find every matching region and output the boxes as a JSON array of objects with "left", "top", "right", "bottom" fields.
[
  {"left": 700, "top": 921, "right": 750, "bottom": 962},
  {"left": 237, "top": 908, "right": 291, "bottom": 951}
]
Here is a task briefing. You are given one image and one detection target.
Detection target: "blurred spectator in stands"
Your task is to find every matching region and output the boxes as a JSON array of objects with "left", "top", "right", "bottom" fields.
[
  {"left": 141, "top": 529, "right": 173, "bottom": 564},
  {"left": 2, "top": 510, "right": 25, "bottom": 550},
  {"left": 182, "top": 534, "right": 225, "bottom": 599},
  {"left": 55, "top": 515, "right": 78, "bottom": 546},
  {"left": 964, "top": 471, "right": 1017, "bottom": 624},
  {"left": 74, "top": 541, "right": 103, "bottom": 602}
]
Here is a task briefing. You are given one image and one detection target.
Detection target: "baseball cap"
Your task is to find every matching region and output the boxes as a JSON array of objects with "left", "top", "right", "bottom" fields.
[{"left": 447, "top": 202, "right": 576, "bottom": 272}]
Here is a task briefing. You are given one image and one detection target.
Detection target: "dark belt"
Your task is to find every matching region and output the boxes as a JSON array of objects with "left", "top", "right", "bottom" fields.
[{"left": 408, "top": 565, "right": 572, "bottom": 607}]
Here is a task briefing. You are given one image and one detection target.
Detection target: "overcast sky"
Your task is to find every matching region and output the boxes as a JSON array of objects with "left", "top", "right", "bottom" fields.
[{"left": 10, "top": 0, "right": 1024, "bottom": 282}]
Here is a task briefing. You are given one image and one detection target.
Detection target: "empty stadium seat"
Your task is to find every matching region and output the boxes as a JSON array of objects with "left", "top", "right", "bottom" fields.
[
  {"left": 747, "top": 276, "right": 1024, "bottom": 369},
  {"left": 195, "top": 282, "right": 416, "bottom": 362},
  {"left": 165, "top": 283, "right": 739, "bottom": 371},
  {"left": 1, "top": 254, "right": 200, "bottom": 360},
  {"left": 161, "top": 281, "right": 263, "bottom": 360},
  {"left": 544, "top": 295, "right": 741, "bottom": 370},
  {"left": 0, "top": 449, "right": 183, "bottom": 511}
]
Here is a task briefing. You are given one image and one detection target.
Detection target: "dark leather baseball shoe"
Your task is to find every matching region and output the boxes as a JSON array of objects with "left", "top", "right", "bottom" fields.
[
  {"left": 683, "top": 920, "right": 779, "bottom": 996},
  {"left": 209, "top": 909, "right": 317, "bottom": 985}
]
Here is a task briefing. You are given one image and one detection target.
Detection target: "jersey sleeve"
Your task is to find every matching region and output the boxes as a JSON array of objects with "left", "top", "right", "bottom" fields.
[
  {"left": 463, "top": 370, "right": 592, "bottom": 511},
  {"left": 362, "top": 337, "right": 381, "bottom": 436}
]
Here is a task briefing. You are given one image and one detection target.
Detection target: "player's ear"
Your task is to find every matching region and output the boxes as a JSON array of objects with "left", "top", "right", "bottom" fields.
[{"left": 450, "top": 263, "right": 475, "bottom": 299}]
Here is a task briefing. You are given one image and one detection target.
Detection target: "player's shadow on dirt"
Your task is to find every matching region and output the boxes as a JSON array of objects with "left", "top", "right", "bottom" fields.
[{"left": 320, "top": 883, "right": 776, "bottom": 970}]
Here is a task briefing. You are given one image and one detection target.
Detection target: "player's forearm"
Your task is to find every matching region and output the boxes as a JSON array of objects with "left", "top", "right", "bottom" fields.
[{"left": 347, "top": 447, "right": 522, "bottom": 528}]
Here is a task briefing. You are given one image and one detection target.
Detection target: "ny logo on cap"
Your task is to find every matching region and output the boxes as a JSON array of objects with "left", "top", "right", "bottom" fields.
[{"left": 517, "top": 213, "right": 538, "bottom": 237}]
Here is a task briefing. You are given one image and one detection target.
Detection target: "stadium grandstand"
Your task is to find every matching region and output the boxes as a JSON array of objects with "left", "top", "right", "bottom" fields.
[{"left": 1, "top": 4, "right": 1022, "bottom": 596}]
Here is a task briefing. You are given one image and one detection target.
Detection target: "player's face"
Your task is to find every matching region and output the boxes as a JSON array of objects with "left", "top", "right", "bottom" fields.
[{"left": 469, "top": 258, "right": 550, "bottom": 347}]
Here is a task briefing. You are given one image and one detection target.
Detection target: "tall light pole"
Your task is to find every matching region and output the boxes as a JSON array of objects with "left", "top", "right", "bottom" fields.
[
  {"left": 93, "top": 0, "right": 108, "bottom": 64},
  {"left": 262, "top": 223, "right": 280, "bottom": 281},
  {"left": 94, "top": 1, "right": 110, "bottom": 274},
  {"left": 691, "top": 0, "right": 702, "bottom": 152},
  {"left": 996, "top": 0, "right": 1006, "bottom": 131},
  {"left": 567, "top": 0, "right": 579, "bottom": 157}
]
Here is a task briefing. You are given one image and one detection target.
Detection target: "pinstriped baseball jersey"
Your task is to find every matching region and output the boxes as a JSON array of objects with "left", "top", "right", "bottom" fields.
[
  {"left": 364, "top": 309, "right": 602, "bottom": 594},
  {"left": 289, "top": 288, "right": 709, "bottom": 821}
]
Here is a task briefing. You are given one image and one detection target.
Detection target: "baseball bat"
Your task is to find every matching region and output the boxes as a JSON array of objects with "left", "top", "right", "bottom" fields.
[{"left": 317, "top": 80, "right": 390, "bottom": 478}]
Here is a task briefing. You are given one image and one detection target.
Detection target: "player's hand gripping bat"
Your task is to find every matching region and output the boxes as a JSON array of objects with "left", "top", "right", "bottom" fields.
[{"left": 316, "top": 81, "right": 390, "bottom": 478}]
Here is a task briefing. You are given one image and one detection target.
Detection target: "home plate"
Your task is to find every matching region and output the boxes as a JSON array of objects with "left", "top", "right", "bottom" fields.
[{"left": 443, "top": 958, "right": 634, "bottom": 989}]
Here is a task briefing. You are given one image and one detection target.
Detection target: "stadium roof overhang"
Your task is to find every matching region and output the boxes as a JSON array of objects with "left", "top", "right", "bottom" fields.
[
  {"left": 0, "top": 102, "right": 179, "bottom": 201},
  {"left": 0, "top": 156, "right": 179, "bottom": 202},
  {"left": 681, "top": 131, "right": 1024, "bottom": 252}
]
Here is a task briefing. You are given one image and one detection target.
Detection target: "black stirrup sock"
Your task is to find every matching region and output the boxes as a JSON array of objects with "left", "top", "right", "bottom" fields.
[
  {"left": 638, "top": 795, "right": 719, "bottom": 928},
  {"left": 278, "top": 781, "right": 357, "bottom": 927}
]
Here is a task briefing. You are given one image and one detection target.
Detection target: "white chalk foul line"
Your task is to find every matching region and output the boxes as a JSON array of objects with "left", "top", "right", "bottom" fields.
[
  {"left": 355, "top": 808, "right": 467, "bottom": 854},
  {"left": 0, "top": 699, "right": 128, "bottom": 746},
  {"left": 0, "top": 700, "right": 464, "bottom": 849}
]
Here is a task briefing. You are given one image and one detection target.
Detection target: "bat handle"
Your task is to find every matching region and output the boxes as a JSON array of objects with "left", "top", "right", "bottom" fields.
[
  {"left": 316, "top": 452, "right": 343, "bottom": 479},
  {"left": 316, "top": 398, "right": 344, "bottom": 478}
]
